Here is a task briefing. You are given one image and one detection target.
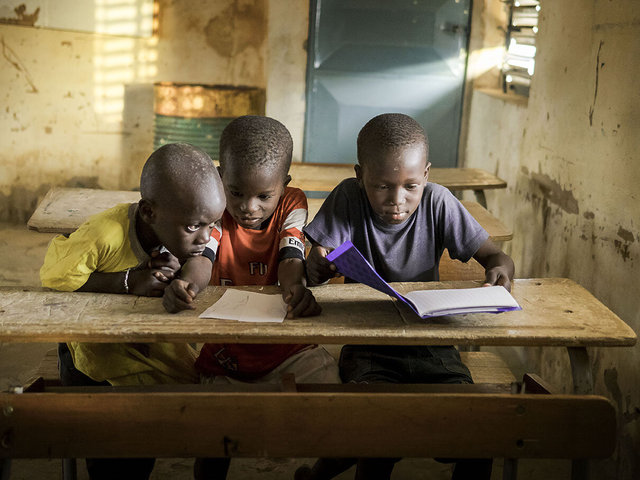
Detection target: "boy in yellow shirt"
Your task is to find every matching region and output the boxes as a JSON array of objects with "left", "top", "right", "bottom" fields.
[{"left": 40, "top": 142, "right": 226, "bottom": 479}]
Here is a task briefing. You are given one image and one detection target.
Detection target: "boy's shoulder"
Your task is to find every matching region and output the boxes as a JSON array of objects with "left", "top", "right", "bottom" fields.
[
  {"left": 73, "top": 203, "right": 136, "bottom": 247},
  {"left": 282, "top": 185, "right": 307, "bottom": 203},
  {"left": 85, "top": 202, "right": 134, "bottom": 231}
]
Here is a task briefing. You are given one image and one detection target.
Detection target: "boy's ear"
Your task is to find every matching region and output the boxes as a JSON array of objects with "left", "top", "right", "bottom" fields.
[
  {"left": 283, "top": 174, "right": 291, "bottom": 187},
  {"left": 424, "top": 161, "right": 431, "bottom": 184},
  {"left": 138, "top": 199, "right": 156, "bottom": 224},
  {"left": 354, "top": 164, "right": 362, "bottom": 183}
]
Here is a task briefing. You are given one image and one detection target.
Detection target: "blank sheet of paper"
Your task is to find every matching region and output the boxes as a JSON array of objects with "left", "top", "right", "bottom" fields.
[{"left": 199, "top": 289, "right": 288, "bottom": 323}]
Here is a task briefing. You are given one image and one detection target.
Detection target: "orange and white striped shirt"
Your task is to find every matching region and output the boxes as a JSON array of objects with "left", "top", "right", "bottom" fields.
[{"left": 197, "top": 187, "right": 310, "bottom": 379}]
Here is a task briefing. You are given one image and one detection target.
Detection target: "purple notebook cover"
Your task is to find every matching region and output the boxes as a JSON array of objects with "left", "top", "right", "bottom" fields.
[{"left": 326, "top": 241, "right": 520, "bottom": 318}]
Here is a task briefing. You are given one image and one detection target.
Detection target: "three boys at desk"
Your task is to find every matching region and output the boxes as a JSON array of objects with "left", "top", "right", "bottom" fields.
[{"left": 40, "top": 113, "right": 514, "bottom": 480}]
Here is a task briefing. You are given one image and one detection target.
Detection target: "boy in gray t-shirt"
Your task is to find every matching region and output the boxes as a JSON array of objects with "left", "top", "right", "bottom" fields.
[{"left": 299, "top": 113, "right": 514, "bottom": 480}]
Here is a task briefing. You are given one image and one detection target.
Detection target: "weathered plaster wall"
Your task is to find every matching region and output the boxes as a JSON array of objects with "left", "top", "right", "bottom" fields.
[
  {"left": 1, "top": 0, "right": 305, "bottom": 223},
  {"left": 265, "top": 0, "right": 309, "bottom": 164},
  {"left": 465, "top": 1, "right": 640, "bottom": 477}
]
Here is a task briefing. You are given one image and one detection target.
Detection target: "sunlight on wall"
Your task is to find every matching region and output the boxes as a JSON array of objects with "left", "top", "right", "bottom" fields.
[
  {"left": 93, "top": 0, "right": 157, "bottom": 124},
  {"left": 467, "top": 46, "right": 504, "bottom": 79}
]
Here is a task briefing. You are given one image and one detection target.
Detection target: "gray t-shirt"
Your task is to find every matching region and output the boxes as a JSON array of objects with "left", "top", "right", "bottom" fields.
[{"left": 304, "top": 178, "right": 489, "bottom": 282}]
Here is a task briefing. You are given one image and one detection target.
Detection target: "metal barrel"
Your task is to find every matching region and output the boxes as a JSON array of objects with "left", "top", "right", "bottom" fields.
[{"left": 153, "top": 83, "right": 266, "bottom": 160}]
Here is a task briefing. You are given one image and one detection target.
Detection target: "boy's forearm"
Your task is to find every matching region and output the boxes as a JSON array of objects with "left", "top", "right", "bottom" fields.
[
  {"left": 483, "top": 251, "right": 515, "bottom": 279},
  {"left": 473, "top": 239, "right": 515, "bottom": 279},
  {"left": 76, "top": 271, "right": 128, "bottom": 294},
  {"left": 179, "top": 255, "right": 214, "bottom": 292},
  {"left": 278, "top": 257, "right": 306, "bottom": 292}
]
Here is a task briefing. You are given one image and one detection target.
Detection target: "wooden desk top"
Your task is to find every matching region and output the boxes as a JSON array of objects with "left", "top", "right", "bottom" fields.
[
  {"left": 0, "top": 279, "right": 634, "bottom": 347},
  {"left": 288, "top": 163, "right": 507, "bottom": 192},
  {"left": 28, "top": 188, "right": 513, "bottom": 241}
]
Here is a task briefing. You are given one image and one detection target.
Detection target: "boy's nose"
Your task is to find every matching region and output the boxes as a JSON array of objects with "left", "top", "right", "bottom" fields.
[
  {"left": 240, "top": 198, "right": 259, "bottom": 213},
  {"left": 388, "top": 189, "right": 405, "bottom": 206},
  {"left": 195, "top": 227, "right": 211, "bottom": 245}
]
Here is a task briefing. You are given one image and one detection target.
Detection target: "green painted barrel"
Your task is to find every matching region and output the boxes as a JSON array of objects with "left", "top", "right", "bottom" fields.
[{"left": 153, "top": 83, "right": 266, "bottom": 160}]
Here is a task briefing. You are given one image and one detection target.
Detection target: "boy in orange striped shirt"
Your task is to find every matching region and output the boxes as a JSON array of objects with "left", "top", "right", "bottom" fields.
[{"left": 194, "top": 116, "right": 339, "bottom": 479}]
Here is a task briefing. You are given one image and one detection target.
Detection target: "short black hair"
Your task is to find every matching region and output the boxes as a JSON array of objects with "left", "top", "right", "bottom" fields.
[
  {"left": 357, "top": 113, "right": 429, "bottom": 166},
  {"left": 140, "top": 143, "right": 219, "bottom": 204},
  {"left": 219, "top": 115, "right": 293, "bottom": 175}
]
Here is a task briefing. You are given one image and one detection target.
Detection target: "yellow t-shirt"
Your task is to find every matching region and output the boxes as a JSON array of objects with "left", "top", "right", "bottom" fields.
[{"left": 40, "top": 203, "right": 198, "bottom": 386}]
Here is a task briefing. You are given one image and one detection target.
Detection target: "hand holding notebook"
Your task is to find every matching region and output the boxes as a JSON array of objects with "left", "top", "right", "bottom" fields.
[{"left": 325, "top": 241, "right": 521, "bottom": 318}]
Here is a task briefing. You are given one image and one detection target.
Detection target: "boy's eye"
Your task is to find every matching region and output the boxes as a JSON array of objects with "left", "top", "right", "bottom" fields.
[
  {"left": 375, "top": 185, "right": 388, "bottom": 190},
  {"left": 405, "top": 184, "right": 419, "bottom": 191},
  {"left": 186, "top": 224, "right": 200, "bottom": 233},
  {"left": 258, "top": 194, "right": 273, "bottom": 200},
  {"left": 230, "top": 191, "right": 242, "bottom": 197}
]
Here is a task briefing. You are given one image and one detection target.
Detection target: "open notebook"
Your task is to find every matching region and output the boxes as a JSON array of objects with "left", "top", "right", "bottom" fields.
[{"left": 325, "top": 241, "right": 521, "bottom": 318}]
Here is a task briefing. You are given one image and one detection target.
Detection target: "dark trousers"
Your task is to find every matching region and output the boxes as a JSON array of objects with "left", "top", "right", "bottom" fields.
[
  {"left": 58, "top": 343, "right": 156, "bottom": 480},
  {"left": 300, "top": 345, "right": 492, "bottom": 480}
]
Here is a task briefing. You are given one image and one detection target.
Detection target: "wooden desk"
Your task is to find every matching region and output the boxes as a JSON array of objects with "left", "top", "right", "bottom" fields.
[
  {"left": 0, "top": 279, "right": 633, "bottom": 350},
  {"left": 28, "top": 188, "right": 513, "bottom": 242},
  {"left": 0, "top": 279, "right": 634, "bottom": 474}
]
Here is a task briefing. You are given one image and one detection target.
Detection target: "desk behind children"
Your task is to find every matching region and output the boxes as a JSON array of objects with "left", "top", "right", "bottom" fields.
[
  {"left": 289, "top": 162, "right": 506, "bottom": 207},
  {"left": 28, "top": 187, "right": 512, "bottom": 241}
]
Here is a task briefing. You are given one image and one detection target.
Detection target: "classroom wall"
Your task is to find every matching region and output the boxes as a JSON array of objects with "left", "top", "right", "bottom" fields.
[
  {"left": 0, "top": 0, "right": 308, "bottom": 223},
  {"left": 464, "top": 1, "right": 640, "bottom": 477}
]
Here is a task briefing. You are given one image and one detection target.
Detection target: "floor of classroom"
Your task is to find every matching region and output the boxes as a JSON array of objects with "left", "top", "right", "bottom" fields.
[{"left": 0, "top": 222, "right": 567, "bottom": 480}]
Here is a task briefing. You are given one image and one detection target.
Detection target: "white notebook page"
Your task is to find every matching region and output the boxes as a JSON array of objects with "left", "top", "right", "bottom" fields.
[{"left": 403, "top": 285, "right": 519, "bottom": 316}]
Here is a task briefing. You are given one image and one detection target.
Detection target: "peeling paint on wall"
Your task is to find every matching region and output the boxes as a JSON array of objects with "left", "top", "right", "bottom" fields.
[
  {"left": 1, "top": 36, "right": 38, "bottom": 93},
  {"left": 204, "top": 0, "right": 265, "bottom": 58},
  {"left": 588, "top": 40, "right": 604, "bottom": 127},
  {"left": 617, "top": 227, "right": 635, "bottom": 244},
  {"left": 0, "top": 4, "right": 40, "bottom": 27},
  {"left": 530, "top": 172, "right": 580, "bottom": 215}
]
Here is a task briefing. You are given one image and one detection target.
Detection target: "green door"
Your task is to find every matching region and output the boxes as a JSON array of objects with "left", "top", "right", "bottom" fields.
[{"left": 304, "top": 0, "right": 471, "bottom": 167}]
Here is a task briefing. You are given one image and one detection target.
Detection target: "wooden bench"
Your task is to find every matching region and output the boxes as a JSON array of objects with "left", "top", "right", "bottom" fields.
[
  {"left": 4, "top": 350, "right": 616, "bottom": 469},
  {"left": 23, "top": 348, "right": 517, "bottom": 391},
  {"left": 2, "top": 385, "right": 615, "bottom": 463}
]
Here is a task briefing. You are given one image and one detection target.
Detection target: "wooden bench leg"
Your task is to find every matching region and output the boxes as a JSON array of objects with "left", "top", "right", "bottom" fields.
[
  {"left": 502, "top": 458, "right": 518, "bottom": 480},
  {"left": 62, "top": 458, "right": 77, "bottom": 480},
  {"left": 567, "top": 347, "right": 593, "bottom": 395},
  {"left": 0, "top": 458, "right": 10, "bottom": 480},
  {"left": 571, "top": 459, "right": 589, "bottom": 480},
  {"left": 474, "top": 190, "right": 488, "bottom": 209}
]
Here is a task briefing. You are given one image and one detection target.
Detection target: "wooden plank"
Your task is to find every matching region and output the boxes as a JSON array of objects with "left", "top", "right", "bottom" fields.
[
  {"left": 0, "top": 279, "right": 636, "bottom": 347},
  {"left": 289, "top": 163, "right": 507, "bottom": 193},
  {"left": 460, "top": 200, "right": 512, "bottom": 242},
  {"left": 460, "top": 351, "right": 515, "bottom": 384},
  {"left": 308, "top": 199, "right": 512, "bottom": 242},
  {"left": 0, "top": 391, "right": 615, "bottom": 459},
  {"left": 27, "top": 349, "right": 515, "bottom": 386},
  {"left": 439, "top": 250, "right": 485, "bottom": 281},
  {"left": 27, "top": 187, "right": 140, "bottom": 234},
  {"left": 27, "top": 349, "right": 515, "bottom": 387}
]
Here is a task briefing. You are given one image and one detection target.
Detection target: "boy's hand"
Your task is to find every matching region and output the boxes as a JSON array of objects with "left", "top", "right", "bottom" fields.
[
  {"left": 483, "top": 266, "right": 512, "bottom": 292},
  {"left": 162, "top": 278, "right": 199, "bottom": 313},
  {"left": 306, "top": 245, "right": 338, "bottom": 285},
  {"left": 148, "top": 250, "right": 180, "bottom": 282},
  {"left": 282, "top": 284, "right": 322, "bottom": 319},
  {"left": 128, "top": 268, "right": 172, "bottom": 297}
]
